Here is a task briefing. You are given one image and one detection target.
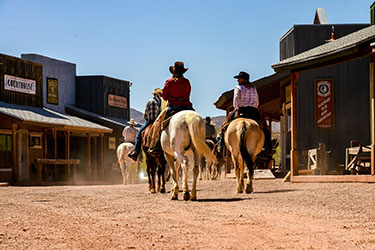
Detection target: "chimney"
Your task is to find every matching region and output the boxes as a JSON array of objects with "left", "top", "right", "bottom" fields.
[{"left": 313, "top": 8, "right": 328, "bottom": 24}]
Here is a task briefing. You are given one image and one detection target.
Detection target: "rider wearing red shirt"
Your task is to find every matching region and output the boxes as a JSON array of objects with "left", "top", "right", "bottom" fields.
[{"left": 162, "top": 61, "right": 194, "bottom": 117}]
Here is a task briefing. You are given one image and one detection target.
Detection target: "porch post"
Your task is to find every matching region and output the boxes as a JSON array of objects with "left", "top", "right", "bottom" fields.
[
  {"left": 11, "top": 124, "right": 18, "bottom": 183},
  {"left": 371, "top": 54, "right": 375, "bottom": 176},
  {"left": 53, "top": 128, "right": 57, "bottom": 181},
  {"left": 87, "top": 133, "right": 91, "bottom": 180},
  {"left": 291, "top": 72, "right": 300, "bottom": 178},
  {"left": 66, "top": 131, "right": 71, "bottom": 179},
  {"left": 100, "top": 134, "right": 104, "bottom": 180}
]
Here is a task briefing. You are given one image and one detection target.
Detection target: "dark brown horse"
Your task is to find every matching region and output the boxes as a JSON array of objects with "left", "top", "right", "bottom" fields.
[{"left": 142, "top": 125, "right": 167, "bottom": 193}]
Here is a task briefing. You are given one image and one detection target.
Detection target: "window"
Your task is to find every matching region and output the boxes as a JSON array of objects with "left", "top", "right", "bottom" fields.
[
  {"left": 30, "top": 132, "right": 42, "bottom": 149},
  {"left": 0, "top": 134, "right": 12, "bottom": 168}
]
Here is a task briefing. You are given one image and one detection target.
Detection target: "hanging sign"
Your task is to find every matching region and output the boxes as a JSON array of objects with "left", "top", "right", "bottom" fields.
[
  {"left": 315, "top": 79, "right": 334, "bottom": 129},
  {"left": 108, "top": 137, "right": 116, "bottom": 149},
  {"left": 4, "top": 74, "right": 36, "bottom": 95},
  {"left": 47, "top": 78, "right": 58, "bottom": 104}
]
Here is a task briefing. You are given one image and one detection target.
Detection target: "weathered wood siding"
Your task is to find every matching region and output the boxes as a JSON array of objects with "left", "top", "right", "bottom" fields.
[
  {"left": 297, "top": 57, "right": 370, "bottom": 166},
  {"left": 280, "top": 24, "right": 369, "bottom": 61},
  {"left": 0, "top": 54, "right": 43, "bottom": 107},
  {"left": 76, "top": 76, "right": 130, "bottom": 120}
]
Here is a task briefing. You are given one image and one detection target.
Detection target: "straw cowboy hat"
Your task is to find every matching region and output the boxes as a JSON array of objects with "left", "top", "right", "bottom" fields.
[
  {"left": 169, "top": 61, "right": 188, "bottom": 75},
  {"left": 151, "top": 88, "right": 162, "bottom": 95},
  {"left": 129, "top": 119, "right": 135, "bottom": 125}
]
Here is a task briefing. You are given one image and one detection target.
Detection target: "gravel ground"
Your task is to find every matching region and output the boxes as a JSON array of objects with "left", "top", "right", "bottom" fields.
[{"left": 1, "top": 178, "right": 375, "bottom": 249}]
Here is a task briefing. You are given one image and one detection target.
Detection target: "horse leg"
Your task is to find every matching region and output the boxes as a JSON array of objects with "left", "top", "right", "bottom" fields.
[
  {"left": 245, "top": 156, "right": 255, "bottom": 194},
  {"left": 199, "top": 156, "right": 205, "bottom": 180},
  {"left": 232, "top": 155, "right": 243, "bottom": 193},
  {"left": 150, "top": 157, "right": 157, "bottom": 193},
  {"left": 157, "top": 156, "right": 166, "bottom": 193},
  {"left": 165, "top": 154, "right": 179, "bottom": 200},
  {"left": 145, "top": 156, "right": 155, "bottom": 192},
  {"left": 119, "top": 162, "right": 127, "bottom": 185},
  {"left": 181, "top": 159, "right": 191, "bottom": 201}
]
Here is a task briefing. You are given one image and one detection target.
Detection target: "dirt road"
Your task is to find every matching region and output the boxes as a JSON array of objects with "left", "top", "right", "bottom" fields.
[{"left": 1, "top": 178, "right": 375, "bottom": 249}]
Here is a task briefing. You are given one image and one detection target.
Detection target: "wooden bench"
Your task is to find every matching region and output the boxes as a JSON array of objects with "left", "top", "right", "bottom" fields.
[
  {"left": 345, "top": 145, "right": 371, "bottom": 174},
  {"left": 35, "top": 158, "right": 80, "bottom": 184}
]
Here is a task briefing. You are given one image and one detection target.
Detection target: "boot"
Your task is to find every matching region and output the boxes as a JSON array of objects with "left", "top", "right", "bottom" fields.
[
  {"left": 148, "top": 141, "right": 163, "bottom": 156},
  {"left": 128, "top": 151, "right": 139, "bottom": 161},
  {"left": 217, "top": 132, "right": 225, "bottom": 153}
]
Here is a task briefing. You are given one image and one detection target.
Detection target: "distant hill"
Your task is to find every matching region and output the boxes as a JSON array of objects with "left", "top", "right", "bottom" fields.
[{"left": 130, "top": 108, "right": 145, "bottom": 125}]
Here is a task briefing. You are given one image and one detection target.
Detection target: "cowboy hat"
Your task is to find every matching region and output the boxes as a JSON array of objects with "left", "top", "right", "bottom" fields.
[
  {"left": 129, "top": 119, "right": 135, "bottom": 125},
  {"left": 169, "top": 61, "right": 188, "bottom": 75},
  {"left": 233, "top": 71, "right": 250, "bottom": 82},
  {"left": 150, "top": 88, "right": 162, "bottom": 95}
]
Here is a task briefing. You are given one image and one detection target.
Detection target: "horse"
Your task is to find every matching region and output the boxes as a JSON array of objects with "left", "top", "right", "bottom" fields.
[
  {"left": 142, "top": 125, "right": 167, "bottom": 193},
  {"left": 225, "top": 118, "right": 264, "bottom": 194},
  {"left": 161, "top": 110, "right": 217, "bottom": 201},
  {"left": 116, "top": 142, "right": 141, "bottom": 185},
  {"left": 199, "top": 139, "right": 226, "bottom": 180}
]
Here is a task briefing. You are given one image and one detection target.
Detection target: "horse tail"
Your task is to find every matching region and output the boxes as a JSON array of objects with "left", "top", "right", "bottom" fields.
[
  {"left": 185, "top": 113, "right": 217, "bottom": 165},
  {"left": 240, "top": 123, "right": 254, "bottom": 177}
]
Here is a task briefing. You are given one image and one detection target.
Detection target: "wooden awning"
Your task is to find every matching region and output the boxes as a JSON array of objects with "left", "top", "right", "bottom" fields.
[{"left": 214, "top": 71, "right": 289, "bottom": 121}]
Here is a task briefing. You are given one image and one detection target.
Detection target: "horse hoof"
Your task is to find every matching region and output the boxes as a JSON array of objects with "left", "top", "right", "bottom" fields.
[
  {"left": 151, "top": 188, "right": 156, "bottom": 193},
  {"left": 190, "top": 196, "right": 197, "bottom": 201},
  {"left": 183, "top": 192, "right": 190, "bottom": 201},
  {"left": 160, "top": 187, "right": 166, "bottom": 193},
  {"left": 171, "top": 194, "right": 178, "bottom": 200},
  {"left": 236, "top": 189, "right": 244, "bottom": 194},
  {"left": 245, "top": 185, "right": 253, "bottom": 194}
]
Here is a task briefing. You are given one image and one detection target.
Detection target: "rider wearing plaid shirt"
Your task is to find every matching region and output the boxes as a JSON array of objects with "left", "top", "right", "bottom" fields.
[{"left": 128, "top": 88, "right": 162, "bottom": 161}]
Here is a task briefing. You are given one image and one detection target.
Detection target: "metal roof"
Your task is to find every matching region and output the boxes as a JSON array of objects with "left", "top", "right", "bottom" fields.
[
  {"left": 272, "top": 24, "right": 375, "bottom": 71},
  {"left": 0, "top": 101, "right": 112, "bottom": 133},
  {"left": 65, "top": 105, "right": 140, "bottom": 129}
]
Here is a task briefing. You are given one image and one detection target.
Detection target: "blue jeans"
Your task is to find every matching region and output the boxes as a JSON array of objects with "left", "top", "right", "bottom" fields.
[{"left": 134, "top": 120, "right": 153, "bottom": 153}]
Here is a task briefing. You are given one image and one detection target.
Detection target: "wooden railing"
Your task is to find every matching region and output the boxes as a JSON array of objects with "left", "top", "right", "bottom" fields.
[{"left": 35, "top": 158, "right": 80, "bottom": 184}]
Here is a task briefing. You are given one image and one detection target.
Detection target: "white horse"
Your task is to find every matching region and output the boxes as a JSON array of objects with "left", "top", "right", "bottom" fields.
[
  {"left": 116, "top": 142, "right": 141, "bottom": 185},
  {"left": 225, "top": 118, "right": 264, "bottom": 194},
  {"left": 161, "top": 110, "right": 217, "bottom": 201}
]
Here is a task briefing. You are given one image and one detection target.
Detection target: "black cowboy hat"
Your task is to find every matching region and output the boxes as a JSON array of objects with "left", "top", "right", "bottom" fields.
[
  {"left": 169, "top": 61, "right": 188, "bottom": 75},
  {"left": 233, "top": 71, "right": 250, "bottom": 82}
]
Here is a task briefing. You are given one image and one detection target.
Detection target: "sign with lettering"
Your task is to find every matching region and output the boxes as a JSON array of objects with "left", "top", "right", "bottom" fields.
[
  {"left": 315, "top": 79, "right": 334, "bottom": 129},
  {"left": 108, "top": 137, "right": 116, "bottom": 149},
  {"left": 4, "top": 74, "right": 36, "bottom": 95},
  {"left": 108, "top": 94, "right": 127, "bottom": 109},
  {"left": 47, "top": 78, "right": 58, "bottom": 104}
]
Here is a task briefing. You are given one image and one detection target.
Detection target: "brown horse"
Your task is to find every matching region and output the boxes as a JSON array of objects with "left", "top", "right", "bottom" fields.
[
  {"left": 142, "top": 125, "right": 167, "bottom": 193},
  {"left": 199, "top": 139, "right": 226, "bottom": 180},
  {"left": 225, "top": 118, "right": 264, "bottom": 194}
]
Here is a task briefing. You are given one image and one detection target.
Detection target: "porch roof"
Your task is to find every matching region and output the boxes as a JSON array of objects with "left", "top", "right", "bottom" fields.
[{"left": 0, "top": 101, "right": 112, "bottom": 133}]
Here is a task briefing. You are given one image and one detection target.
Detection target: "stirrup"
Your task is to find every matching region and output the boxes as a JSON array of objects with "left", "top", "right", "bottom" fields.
[{"left": 128, "top": 151, "right": 139, "bottom": 161}]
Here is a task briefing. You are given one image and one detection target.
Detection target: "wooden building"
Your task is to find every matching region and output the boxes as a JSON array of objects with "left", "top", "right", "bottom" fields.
[
  {"left": 213, "top": 16, "right": 374, "bottom": 181},
  {"left": 66, "top": 75, "right": 133, "bottom": 180},
  {"left": 272, "top": 24, "right": 375, "bottom": 182},
  {"left": 0, "top": 53, "right": 112, "bottom": 185}
]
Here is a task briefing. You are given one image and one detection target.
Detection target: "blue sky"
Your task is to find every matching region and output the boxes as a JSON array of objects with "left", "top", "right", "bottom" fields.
[{"left": 0, "top": 0, "right": 373, "bottom": 117}]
